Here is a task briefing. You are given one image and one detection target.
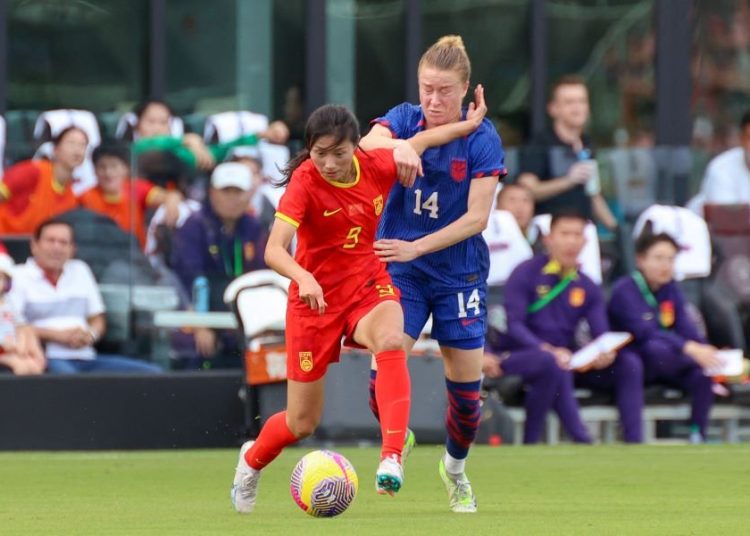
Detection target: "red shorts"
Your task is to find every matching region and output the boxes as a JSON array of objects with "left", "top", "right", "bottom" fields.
[{"left": 285, "top": 273, "right": 401, "bottom": 382}]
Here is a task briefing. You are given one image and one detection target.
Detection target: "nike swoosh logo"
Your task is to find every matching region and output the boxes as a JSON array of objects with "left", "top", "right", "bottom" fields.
[
  {"left": 460, "top": 318, "right": 480, "bottom": 327},
  {"left": 386, "top": 429, "right": 402, "bottom": 434},
  {"left": 323, "top": 208, "right": 342, "bottom": 217}
]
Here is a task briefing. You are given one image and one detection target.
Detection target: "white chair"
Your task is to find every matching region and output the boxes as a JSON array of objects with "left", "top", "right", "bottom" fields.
[
  {"left": 482, "top": 209, "right": 534, "bottom": 286},
  {"left": 32, "top": 109, "right": 102, "bottom": 195},
  {"left": 257, "top": 140, "right": 290, "bottom": 184},
  {"left": 223, "top": 270, "right": 290, "bottom": 341},
  {"left": 203, "top": 111, "right": 268, "bottom": 144},
  {"left": 529, "top": 214, "right": 603, "bottom": 284},
  {"left": 33, "top": 109, "right": 101, "bottom": 147},
  {"left": 115, "top": 111, "right": 185, "bottom": 141},
  {"left": 632, "top": 204, "right": 712, "bottom": 280}
]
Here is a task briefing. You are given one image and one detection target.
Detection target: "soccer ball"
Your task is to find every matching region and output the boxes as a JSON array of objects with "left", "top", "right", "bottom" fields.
[{"left": 290, "top": 450, "right": 358, "bottom": 517}]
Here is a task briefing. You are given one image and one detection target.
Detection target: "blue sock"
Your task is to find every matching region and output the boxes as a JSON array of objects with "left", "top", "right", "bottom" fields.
[{"left": 445, "top": 378, "right": 481, "bottom": 460}]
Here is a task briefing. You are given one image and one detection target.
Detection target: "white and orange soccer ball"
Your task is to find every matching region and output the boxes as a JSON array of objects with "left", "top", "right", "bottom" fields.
[{"left": 290, "top": 450, "right": 358, "bottom": 517}]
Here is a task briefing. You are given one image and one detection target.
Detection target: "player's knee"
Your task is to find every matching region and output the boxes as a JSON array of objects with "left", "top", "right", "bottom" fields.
[
  {"left": 288, "top": 414, "right": 320, "bottom": 439},
  {"left": 372, "top": 331, "right": 404, "bottom": 353}
]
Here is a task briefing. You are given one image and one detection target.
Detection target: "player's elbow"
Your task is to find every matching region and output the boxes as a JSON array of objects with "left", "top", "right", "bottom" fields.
[
  {"left": 467, "top": 211, "right": 489, "bottom": 234},
  {"left": 264, "top": 245, "right": 283, "bottom": 270},
  {"left": 358, "top": 134, "right": 377, "bottom": 151}
]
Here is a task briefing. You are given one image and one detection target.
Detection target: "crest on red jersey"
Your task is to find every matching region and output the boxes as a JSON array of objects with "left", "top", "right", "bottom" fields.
[
  {"left": 450, "top": 158, "right": 468, "bottom": 182},
  {"left": 299, "top": 351, "right": 313, "bottom": 372},
  {"left": 373, "top": 195, "right": 384, "bottom": 216}
]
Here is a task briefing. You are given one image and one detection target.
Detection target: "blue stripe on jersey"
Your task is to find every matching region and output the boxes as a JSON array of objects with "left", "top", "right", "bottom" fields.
[{"left": 375, "top": 103, "right": 506, "bottom": 287}]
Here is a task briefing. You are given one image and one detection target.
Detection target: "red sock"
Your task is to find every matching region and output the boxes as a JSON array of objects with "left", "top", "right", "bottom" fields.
[
  {"left": 374, "top": 350, "right": 411, "bottom": 462},
  {"left": 243, "top": 411, "right": 298, "bottom": 470}
]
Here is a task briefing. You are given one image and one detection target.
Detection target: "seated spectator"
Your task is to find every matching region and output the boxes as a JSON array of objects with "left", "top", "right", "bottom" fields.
[
  {"left": 170, "top": 163, "right": 267, "bottom": 369},
  {"left": 485, "top": 212, "right": 643, "bottom": 443},
  {"left": 483, "top": 184, "right": 535, "bottom": 286},
  {"left": 227, "top": 146, "right": 276, "bottom": 230},
  {"left": 132, "top": 100, "right": 289, "bottom": 182},
  {"left": 0, "top": 254, "right": 46, "bottom": 375},
  {"left": 517, "top": 75, "right": 617, "bottom": 230},
  {"left": 0, "top": 126, "right": 87, "bottom": 234},
  {"left": 696, "top": 110, "right": 750, "bottom": 208},
  {"left": 78, "top": 144, "right": 181, "bottom": 248},
  {"left": 497, "top": 183, "right": 534, "bottom": 236},
  {"left": 608, "top": 232, "right": 718, "bottom": 443},
  {"left": 8, "top": 218, "right": 162, "bottom": 374}
]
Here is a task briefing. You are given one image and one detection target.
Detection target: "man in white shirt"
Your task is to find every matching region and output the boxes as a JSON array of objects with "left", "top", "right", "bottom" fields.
[
  {"left": 699, "top": 112, "right": 750, "bottom": 205},
  {"left": 9, "top": 218, "right": 162, "bottom": 374}
]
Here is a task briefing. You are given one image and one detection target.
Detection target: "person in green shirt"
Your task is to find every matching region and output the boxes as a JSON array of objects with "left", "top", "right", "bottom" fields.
[{"left": 131, "top": 100, "right": 289, "bottom": 176}]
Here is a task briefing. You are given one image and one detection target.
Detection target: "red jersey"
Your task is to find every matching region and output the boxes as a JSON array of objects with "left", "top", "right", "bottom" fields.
[
  {"left": 78, "top": 179, "right": 158, "bottom": 247},
  {"left": 0, "top": 160, "right": 78, "bottom": 234},
  {"left": 276, "top": 148, "right": 398, "bottom": 313}
]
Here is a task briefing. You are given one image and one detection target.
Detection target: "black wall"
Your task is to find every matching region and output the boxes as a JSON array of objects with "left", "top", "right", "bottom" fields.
[{"left": 0, "top": 372, "right": 245, "bottom": 450}]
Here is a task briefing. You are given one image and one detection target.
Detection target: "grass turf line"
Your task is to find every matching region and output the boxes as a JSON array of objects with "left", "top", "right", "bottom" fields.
[{"left": 0, "top": 445, "right": 748, "bottom": 535}]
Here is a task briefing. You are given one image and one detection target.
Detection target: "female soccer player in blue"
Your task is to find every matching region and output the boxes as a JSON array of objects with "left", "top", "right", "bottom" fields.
[{"left": 360, "top": 35, "right": 506, "bottom": 513}]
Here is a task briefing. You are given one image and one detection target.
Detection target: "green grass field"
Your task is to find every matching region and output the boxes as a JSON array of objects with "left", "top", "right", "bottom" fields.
[{"left": 1, "top": 445, "right": 748, "bottom": 535}]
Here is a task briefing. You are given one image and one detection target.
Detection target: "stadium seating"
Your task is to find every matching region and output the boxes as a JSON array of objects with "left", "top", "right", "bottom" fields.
[
  {"left": 3, "top": 110, "right": 38, "bottom": 162},
  {"left": 224, "top": 270, "right": 290, "bottom": 435},
  {"left": 115, "top": 111, "right": 185, "bottom": 140},
  {"left": 203, "top": 110, "right": 268, "bottom": 144}
]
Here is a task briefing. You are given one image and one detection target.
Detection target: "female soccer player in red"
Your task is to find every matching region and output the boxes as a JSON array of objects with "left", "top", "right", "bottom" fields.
[{"left": 230, "top": 104, "right": 485, "bottom": 513}]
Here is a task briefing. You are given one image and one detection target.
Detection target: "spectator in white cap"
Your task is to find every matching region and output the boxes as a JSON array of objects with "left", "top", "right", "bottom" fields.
[
  {"left": 0, "top": 253, "right": 46, "bottom": 375},
  {"left": 227, "top": 146, "right": 277, "bottom": 231},
  {"left": 169, "top": 162, "right": 268, "bottom": 370}
]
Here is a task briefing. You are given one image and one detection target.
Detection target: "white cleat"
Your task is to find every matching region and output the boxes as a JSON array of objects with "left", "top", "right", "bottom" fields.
[
  {"left": 230, "top": 440, "right": 261, "bottom": 513},
  {"left": 439, "top": 458, "right": 477, "bottom": 513},
  {"left": 375, "top": 454, "right": 404, "bottom": 496}
]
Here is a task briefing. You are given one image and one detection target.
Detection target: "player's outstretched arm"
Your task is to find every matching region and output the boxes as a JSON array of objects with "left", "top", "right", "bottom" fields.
[
  {"left": 265, "top": 218, "right": 328, "bottom": 314},
  {"left": 362, "top": 85, "right": 488, "bottom": 188},
  {"left": 409, "top": 84, "right": 488, "bottom": 154},
  {"left": 360, "top": 84, "right": 487, "bottom": 155},
  {"left": 374, "top": 175, "right": 499, "bottom": 262}
]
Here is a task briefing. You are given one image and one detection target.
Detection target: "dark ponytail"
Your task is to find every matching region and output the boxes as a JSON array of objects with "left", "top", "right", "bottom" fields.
[{"left": 277, "top": 104, "right": 360, "bottom": 187}]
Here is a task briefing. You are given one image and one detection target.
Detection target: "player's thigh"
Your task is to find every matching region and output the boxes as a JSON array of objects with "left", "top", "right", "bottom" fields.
[
  {"left": 440, "top": 345, "right": 483, "bottom": 382},
  {"left": 431, "top": 282, "right": 487, "bottom": 377},
  {"left": 286, "top": 377, "right": 326, "bottom": 437},
  {"left": 390, "top": 272, "right": 431, "bottom": 341},
  {"left": 352, "top": 299, "right": 404, "bottom": 354}
]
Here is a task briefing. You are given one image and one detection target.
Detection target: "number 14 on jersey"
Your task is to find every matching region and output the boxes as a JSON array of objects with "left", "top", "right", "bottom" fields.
[
  {"left": 414, "top": 189, "right": 439, "bottom": 219},
  {"left": 457, "top": 289, "right": 480, "bottom": 318}
]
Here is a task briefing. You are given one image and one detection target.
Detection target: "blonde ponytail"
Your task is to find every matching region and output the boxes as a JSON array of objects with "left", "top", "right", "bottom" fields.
[{"left": 418, "top": 34, "right": 471, "bottom": 82}]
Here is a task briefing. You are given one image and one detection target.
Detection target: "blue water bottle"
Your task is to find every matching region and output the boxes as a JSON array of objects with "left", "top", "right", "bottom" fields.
[{"left": 192, "top": 276, "right": 210, "bottom": 312}]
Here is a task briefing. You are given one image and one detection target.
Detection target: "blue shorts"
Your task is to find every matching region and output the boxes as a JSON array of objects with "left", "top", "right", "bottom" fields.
[{"left": 392, "top": 271, "right": 486, "bottom": 350}]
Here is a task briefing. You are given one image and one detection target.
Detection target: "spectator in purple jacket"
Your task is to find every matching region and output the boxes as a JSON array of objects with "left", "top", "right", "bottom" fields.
[
  {"left": 486, "top": 212, "right": 644, "bottom": 443},
  {"left": 170, "top": 162, "right": 267, "bottom": 369},
  {"left": 608, "top": 232, "right": 719, "bottom": 442}
]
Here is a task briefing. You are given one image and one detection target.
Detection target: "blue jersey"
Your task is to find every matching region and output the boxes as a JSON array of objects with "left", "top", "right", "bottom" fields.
[{"left": 374, "top": 103, "right": 506, "bottom": 287}]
